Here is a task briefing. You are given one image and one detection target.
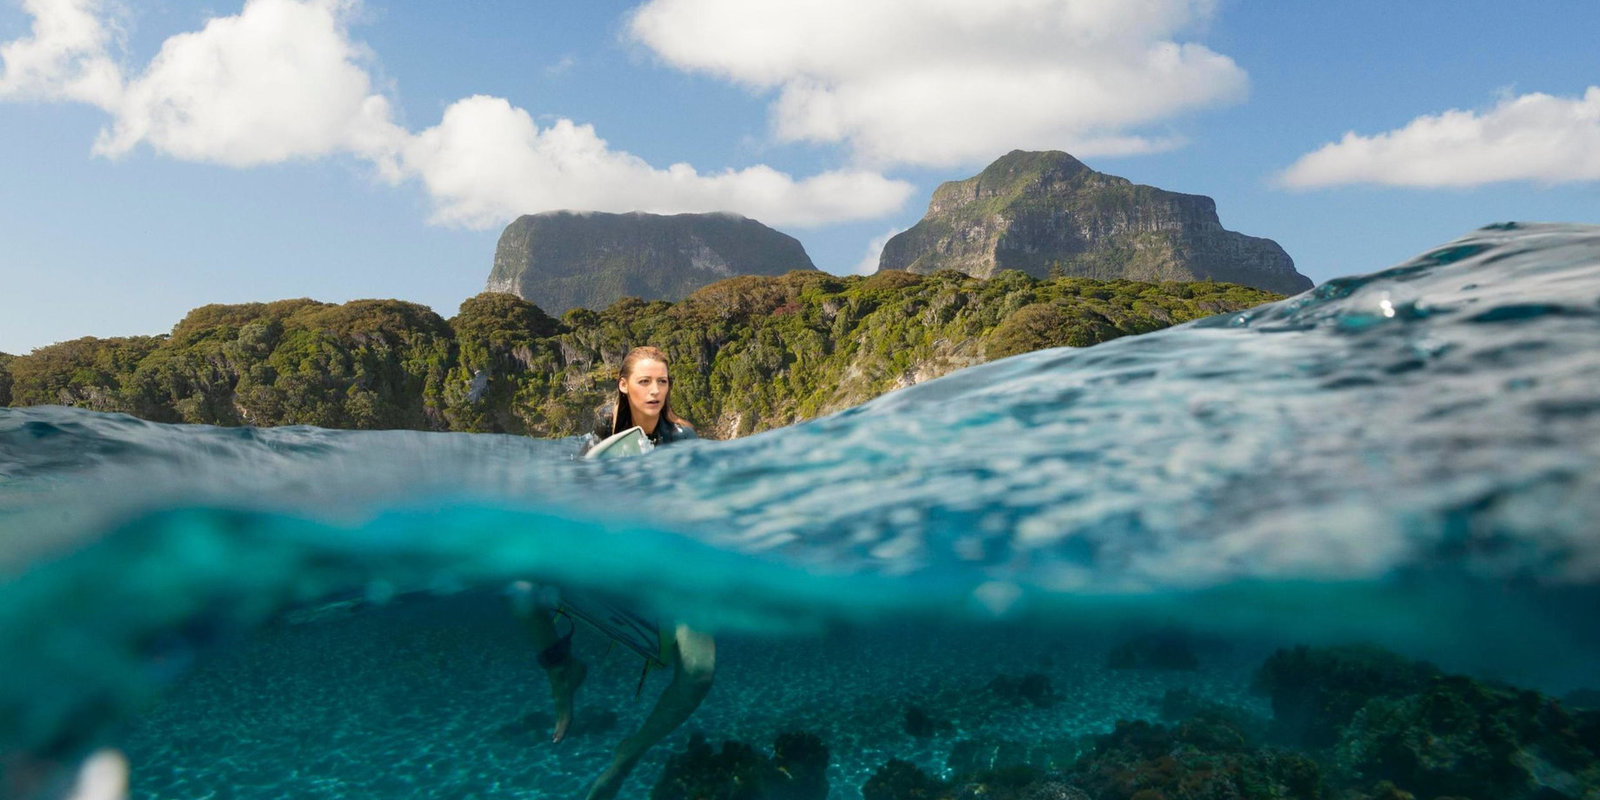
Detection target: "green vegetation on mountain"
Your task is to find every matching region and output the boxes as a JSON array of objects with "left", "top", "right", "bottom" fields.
[
  {"left": 489, "top": 211, "right": 816, "bottom": 313},
  {"left": 6, "top": 336, "right": 163, "bottom": 412},
  {"left": 880, "top": 150, "right": 1313, "bottom": 295},
  {"left": 4, "top": 271, "right": 1278, "bottom": 438},
  {"left": 0, "top": 352, "right": 12, "bottom": 406}
]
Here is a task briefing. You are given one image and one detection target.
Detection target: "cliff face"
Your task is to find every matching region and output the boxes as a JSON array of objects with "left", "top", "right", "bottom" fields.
[
  {"left": 488, "top": 211, "right": 816, "bottom": 313},
  {"left": 879, "top": 150, "right": 1312, "bottom": 295}
]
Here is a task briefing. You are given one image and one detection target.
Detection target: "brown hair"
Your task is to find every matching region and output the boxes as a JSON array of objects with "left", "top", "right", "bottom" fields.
[{"left": 610, "top": 346, "right": 690, "bottom": 435}]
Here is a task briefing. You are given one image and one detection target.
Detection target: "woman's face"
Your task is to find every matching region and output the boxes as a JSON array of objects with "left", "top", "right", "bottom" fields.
[{"left": 620, "top": 358, "right": 669, "bottom": 423}]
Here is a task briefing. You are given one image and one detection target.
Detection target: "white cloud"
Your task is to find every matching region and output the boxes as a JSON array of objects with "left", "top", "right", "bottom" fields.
[
  {"left": 1280, "top": 87, "right": 1600, "bottom": 189},
  {"left": 0, "top": 0, "right": 123, "bottom": 106},
  {"left": 544, "top": 55, "right": 575, "bottom": 76},
  {"left": 398, "top": 95, "right": 913, "bottom": 228},
  {"left": 0, "top": 0, "right": 912, "bottom": 228},
  {"left": 93, "top": 0, "right": 406, "bottom": 168},
  {"left": 627, "top": 0, "right": 1246, "bottom": 167},
  {"left": 851, "top": 228, "right": 901, "bottom": 275}
]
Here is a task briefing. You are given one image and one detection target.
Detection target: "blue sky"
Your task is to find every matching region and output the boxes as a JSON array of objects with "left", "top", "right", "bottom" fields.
[{"left": 2, "top": 0, "right": 1597, "bottom": 354}]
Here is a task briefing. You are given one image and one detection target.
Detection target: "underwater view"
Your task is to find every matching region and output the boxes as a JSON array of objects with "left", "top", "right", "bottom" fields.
[{"left": 4, "top": 222, "right": 1600, "bottom": 799}]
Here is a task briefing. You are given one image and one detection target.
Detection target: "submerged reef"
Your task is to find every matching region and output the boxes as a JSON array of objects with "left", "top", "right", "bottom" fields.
[
  {"left": 1252, "top": 645, "right": 1442, "bottom": 749},
  {"left": 1072, "top": 717, "right": 1323, "bottom": 800},
  {"left": 1333, "top": 674, "right": 1600, "bottom": 799},
  {"left": 857, "top": 644, "right": 1600, "bottom": 800},
  {"left": 650, "top": 731, "right": 829, "bottom": 800}
]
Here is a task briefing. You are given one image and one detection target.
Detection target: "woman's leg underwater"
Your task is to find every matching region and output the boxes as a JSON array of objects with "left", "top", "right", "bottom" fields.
[
  {"left": 515, "top": 589, "right": 588, "bottom": 743},
  {"left": 583, "top": 625, "right": 715, "bottom": 800}
]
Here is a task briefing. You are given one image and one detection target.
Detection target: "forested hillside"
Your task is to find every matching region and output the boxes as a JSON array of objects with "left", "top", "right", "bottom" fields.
[{"left": 2, "top": 270, "right": 1277, "bottom": 438}]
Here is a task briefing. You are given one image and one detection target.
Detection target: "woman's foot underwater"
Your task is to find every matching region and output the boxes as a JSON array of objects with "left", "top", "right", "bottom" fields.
[{"left": 546, "top": 659, "right": 588, "bottom": 743}]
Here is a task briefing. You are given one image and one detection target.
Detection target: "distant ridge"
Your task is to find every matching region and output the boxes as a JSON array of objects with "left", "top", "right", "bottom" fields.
[
  {"left": 880, "top": 150, "right": 1312, "bottom": 294},
  {"left": 488, "top": 210, "right": 816, "bottom": 313}
]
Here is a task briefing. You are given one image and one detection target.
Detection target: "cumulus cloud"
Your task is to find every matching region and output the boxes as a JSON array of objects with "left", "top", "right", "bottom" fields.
[
  {"left": 93, "top": 0, "right": 405, "bottom": 168},
  {"left": 398, "top": 95, "right": 912, "bottom": 227},
  {"left": 0, "top": 0, "right": 122, "bottom": 106},
  {"left": 0, "top": 0, "right": 911, "bottom": 228},
  {"left": 1280, "top": 87, "right": 1600, "bottom": 189},
  {"left": 627, "top": 0, "right": 1246, "bottom": 166}
]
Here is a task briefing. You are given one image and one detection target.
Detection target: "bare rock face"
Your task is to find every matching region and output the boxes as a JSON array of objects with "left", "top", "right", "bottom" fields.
[
  {"left": 879, "top": 151, "right": 1312, "bottom": 294},
  {"left": 488, "top": 211, "right": 816, "bottom": 313}
]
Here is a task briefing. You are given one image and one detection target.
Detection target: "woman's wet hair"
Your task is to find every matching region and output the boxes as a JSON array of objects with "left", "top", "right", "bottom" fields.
[{"left": 610, "top": 346, "right": 688, "bottom": 435}]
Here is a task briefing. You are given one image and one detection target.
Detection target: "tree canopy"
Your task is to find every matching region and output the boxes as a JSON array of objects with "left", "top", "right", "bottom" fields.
[{"left": 4, "top": 273, "right": 1278, "bottom": 438}]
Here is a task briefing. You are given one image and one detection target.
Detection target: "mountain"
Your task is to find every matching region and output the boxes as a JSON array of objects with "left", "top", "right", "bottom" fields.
[
  {"left": 879, "top": 150, "right": 1313, "bottom": 295},
  {"left": 2, "top": 273, "right": 1278, "bottom": 438},
  {"left": 487, "top": 211, "right": 817, "bottom": 313}
]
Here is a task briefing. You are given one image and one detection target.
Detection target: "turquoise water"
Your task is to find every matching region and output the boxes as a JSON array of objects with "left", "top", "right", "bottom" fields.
[{"left": 3, "top": 222, "right": 1600, "bottom": 799}]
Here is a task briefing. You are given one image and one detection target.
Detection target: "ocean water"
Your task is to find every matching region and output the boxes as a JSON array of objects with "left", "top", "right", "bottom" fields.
[{"left": 3, "top": 222, "right": 1600, "bottom": 799}]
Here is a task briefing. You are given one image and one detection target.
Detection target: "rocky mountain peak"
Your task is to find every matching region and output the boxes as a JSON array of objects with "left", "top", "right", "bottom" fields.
[
  {"left": 488, "top": 210, "right": 816, "bottom": 313},
  {"left": 883, "top": 150, "right": 1312, "bottom": 295}
]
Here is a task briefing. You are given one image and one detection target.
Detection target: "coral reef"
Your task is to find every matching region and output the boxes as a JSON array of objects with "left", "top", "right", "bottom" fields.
[
  {"left": 863, "top": 644, "right": 1600, "bottom": 800},
  {"left": 1252, "top": 644, "right": 1600, "bottom": 798},
  {"left": 1071, "top": 717, "right": 1323, "bottom": 800},
  {"left": 867, "top": 713, "right": 1319, "bottom": 800},
  {"left": 1334, "top": 674, "right": 1600, "bottom": 800},
  {"left": 650, "top": 731, "right": 829, "bottom": 800},
  {"left": 1159, "top": 687, "right": 1270, "bottom": 743},
  {"left": 1252, "top": 645, "right": 1440, "bottom": 748}
]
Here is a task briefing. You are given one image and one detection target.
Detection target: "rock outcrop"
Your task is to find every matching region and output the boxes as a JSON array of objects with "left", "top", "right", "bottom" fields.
[
  {"left": 488, "top": 211, "right": 815, "bottom": 313},
  {"left": 879, "top": 150, "right": 1312, "bottom": 294}
]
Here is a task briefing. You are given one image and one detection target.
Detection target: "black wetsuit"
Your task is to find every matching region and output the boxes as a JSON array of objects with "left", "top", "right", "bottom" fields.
[{"left": 556, "top": 410, "right": 696, "bottom": 666}]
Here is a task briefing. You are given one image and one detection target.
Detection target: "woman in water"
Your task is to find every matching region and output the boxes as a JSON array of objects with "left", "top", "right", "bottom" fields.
[
  {"left": 582, "top": 345, "right": 697, "bottom": 451},
  {"left": 526, "top": 346, "right": 711, "bottom": 800}
]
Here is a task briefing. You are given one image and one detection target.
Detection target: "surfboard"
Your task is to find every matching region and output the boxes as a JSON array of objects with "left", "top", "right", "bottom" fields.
[{"left": 584, "top": 426, "right": 652, "bottom": 460}]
